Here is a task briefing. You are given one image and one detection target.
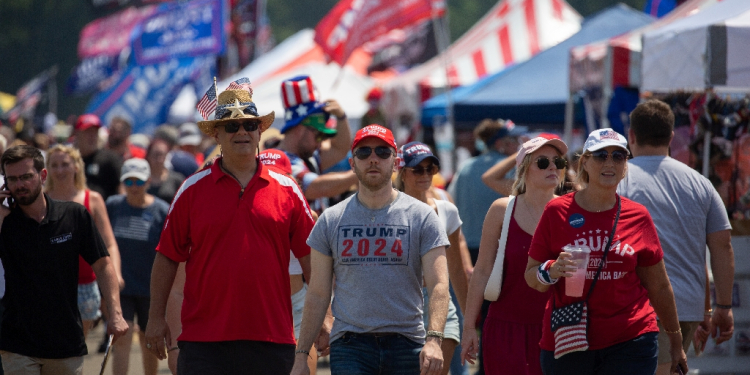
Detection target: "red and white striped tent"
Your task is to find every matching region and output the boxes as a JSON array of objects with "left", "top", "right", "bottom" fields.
[
  {"left": 569, "top": 0, "right": 720, "bottom": 93},
  {"left": 381, "top": 0, "right": 582, "bottom": 121}
]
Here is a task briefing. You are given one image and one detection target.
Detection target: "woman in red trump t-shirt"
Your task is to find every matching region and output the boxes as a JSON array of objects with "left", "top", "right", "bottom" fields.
[{"left": 524, "top": 129, "right": 687, "bottom": 375}]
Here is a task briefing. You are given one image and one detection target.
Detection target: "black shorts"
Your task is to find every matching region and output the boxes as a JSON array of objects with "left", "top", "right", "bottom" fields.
[
  {"left": 177, "top": 340, "right": 295, "bottom": 375},
  {"left": 120, "top": 295, "right": 150, "bottom": 330}
]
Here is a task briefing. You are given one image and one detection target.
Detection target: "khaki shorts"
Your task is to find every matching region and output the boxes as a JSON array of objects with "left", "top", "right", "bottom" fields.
[
  {"left": 656, "top": 321, "right": 700, "bottom": 364},
  {"left": 0, "top": 351, "right": 83, "bottom": 375}
]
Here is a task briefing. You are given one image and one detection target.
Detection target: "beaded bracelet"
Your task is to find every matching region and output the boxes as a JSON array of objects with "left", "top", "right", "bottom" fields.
[
  {"left": 716, "top": 304, "right": 732, "bottom": 309},
  {"left": 664, "top": 327, "right": 682, "bottom": 334},
  {"left": 537, "top": 260, "right": 559, "bottom": 285}
]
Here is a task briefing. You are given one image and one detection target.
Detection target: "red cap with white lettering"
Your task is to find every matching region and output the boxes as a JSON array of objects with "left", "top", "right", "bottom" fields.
[
  {"left": 351, "top": 124, "right": 397, "bottom": 151},
  {"left": 258, "top": 149, "right": 292, "bottom": 175}
]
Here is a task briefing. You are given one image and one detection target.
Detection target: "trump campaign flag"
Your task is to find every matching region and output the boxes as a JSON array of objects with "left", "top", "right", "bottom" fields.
[{"left": 314, "top": 0, "right": 445, "bottom": 65}]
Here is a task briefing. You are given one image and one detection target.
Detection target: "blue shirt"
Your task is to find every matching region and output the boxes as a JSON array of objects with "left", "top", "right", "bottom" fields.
[{"left": 448, "top": 150, "right": 510, "bottom": 249}]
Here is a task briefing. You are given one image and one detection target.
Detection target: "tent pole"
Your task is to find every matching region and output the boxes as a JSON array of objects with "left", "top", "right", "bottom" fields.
[
  {"left": 563, "top": 95, "right": 574, "bottom": 157},
  {"left": 431, "top": 10, "right": 456, "bottom": 178}
]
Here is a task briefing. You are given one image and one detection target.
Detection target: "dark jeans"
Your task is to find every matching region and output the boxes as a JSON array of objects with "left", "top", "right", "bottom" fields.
[
  {"left": 540, "top": 332, "right": 659, "bottom": 375},
  {"left": 330, "top": 332, "right": 422, "bottom": 375},
  {"left": 177, "top": 340, "right": 295, "bottom": 375}
]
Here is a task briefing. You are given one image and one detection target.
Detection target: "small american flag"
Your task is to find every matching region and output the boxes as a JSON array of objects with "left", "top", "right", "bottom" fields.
[
  {"left": 227, "top": 77, "right": 253, "bottom": 96},
  {"left": 197, "top": 84, "right": 217, "bottom": 121},
  {"left": 552, "top": 303, "right": 589, "bottom": 358}
]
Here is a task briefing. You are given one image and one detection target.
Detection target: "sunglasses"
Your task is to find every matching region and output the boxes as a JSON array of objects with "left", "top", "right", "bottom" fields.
[
  {"left": 536, "top": 156, "right": 567, "bottom": 170},
  {"left": 221, "top": 120, "right": 260, "bottom": 133},
  {"left": 409, "top": 164, "right": 439, "bottom": 176},
  {"left": 123, "top": 179, "right": 146, "bottom": 187},
  {"left": 590, "top": 149, "right": 628, "bottom": 163},
  {"left": 354, "top": 146, "right": 394, "bottom": 160}
]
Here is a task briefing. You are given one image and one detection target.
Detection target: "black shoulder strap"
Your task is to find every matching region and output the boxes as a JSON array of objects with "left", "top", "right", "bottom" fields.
[{"left": 584, "top": 196, "right": 621, "bottom": 303}]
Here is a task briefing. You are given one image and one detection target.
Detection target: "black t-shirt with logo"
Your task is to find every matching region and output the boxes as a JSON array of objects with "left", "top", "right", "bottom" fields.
[
  {"left": 83, "top": 148, "right": 123, "bottom": 201},
  {"left": 0, "top": 195, "right": 108, "bottom": 358}
]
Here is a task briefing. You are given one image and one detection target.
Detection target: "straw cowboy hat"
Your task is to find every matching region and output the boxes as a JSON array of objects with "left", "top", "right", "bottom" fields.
[{"left": 198, "top": 82, "right": 275, "bottom": 135}]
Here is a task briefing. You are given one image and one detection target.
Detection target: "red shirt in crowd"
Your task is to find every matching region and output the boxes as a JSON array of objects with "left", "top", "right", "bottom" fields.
[
  {"left": 528, "top": 193, "right": 662, "bottom": 351},
  {"left": 157, "top": 158, "right": 314, "bottom": 345}
]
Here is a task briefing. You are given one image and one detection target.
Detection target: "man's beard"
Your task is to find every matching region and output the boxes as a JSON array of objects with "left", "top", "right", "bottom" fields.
[
  {"left": 353, "top": 162, "right": 393, "bottom": 191},
  {"left": 14, "top": 182, "right": 42, "bottom": 206}
]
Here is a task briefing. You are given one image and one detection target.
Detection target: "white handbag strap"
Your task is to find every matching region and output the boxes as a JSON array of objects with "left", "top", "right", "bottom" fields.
[{"left": 484, "top": 195, "right": 515, "bottom": 301}]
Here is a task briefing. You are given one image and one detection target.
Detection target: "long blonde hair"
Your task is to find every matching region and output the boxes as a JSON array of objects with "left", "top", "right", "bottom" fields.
[
  {"left": 511, "top": 146, "right": 565, "bottom": 196},
  {"left": 45, "top": 144, "right": 87, "bottom": 192}
]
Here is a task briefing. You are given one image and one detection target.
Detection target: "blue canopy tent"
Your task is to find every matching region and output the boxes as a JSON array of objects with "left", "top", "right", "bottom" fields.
[{"left": 422, "top": 4, "right": 653, "bottom": 130}]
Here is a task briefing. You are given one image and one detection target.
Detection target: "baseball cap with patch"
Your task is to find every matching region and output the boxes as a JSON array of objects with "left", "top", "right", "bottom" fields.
[
  {"left": 120, "top": 158, "right": 150, "bottom": 182},
  {"left": 583, "top": 128, "right": 628, "bottom": 153},
  {"left": 351, "top": 125, "right": 397, "bottom": 151},
  {"left": 75, "top": 114, "right": 102, "bottom": 132},
  {"left": 401, "top": 142, "right": 439, "bottom": 168},
  {"left": 258, "top": 149, "right": 292, "bottom": 175}
]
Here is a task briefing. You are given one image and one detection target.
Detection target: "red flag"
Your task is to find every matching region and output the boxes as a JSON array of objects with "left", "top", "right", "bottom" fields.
[{"left": 314, "top": 0, "right": 445, "bottom": 65}]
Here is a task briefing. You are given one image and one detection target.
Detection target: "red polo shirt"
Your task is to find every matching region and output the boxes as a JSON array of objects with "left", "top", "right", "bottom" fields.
[{"left": 157, "top": 158, "right": 313, "bottom": 344}]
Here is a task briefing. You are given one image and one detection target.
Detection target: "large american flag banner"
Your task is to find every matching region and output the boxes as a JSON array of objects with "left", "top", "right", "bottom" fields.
[
  {"left": 196, "top": 84, "right": 217, "bottom": 120},
  {"left": 552, "top": 303, "right": 589, "bottom": 358}
]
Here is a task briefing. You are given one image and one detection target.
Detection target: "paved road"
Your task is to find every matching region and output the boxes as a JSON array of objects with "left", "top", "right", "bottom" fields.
[{"left": 82, "top": 323, "right": 475, "bottom": 374}]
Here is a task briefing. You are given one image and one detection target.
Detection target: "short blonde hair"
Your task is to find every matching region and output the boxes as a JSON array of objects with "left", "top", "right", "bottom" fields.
[{"left": 45, "top": 144, "right": 87, "bottom": 192}]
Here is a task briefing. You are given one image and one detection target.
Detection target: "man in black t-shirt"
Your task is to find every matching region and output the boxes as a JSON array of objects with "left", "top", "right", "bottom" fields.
[
  {"left": 74, "top": 114, "right": 123, "bottom": 201},
  {"left": 0, "top": 145, "right": 128, "bottom": 374}
]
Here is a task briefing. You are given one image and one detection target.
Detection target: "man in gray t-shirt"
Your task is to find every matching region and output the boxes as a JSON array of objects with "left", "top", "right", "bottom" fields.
[
  {"left": 617, "top": 100, "right": 735, "bottom": 375},
  {"left": 291, "top": 125, "right": 451, "bottom": 375}
]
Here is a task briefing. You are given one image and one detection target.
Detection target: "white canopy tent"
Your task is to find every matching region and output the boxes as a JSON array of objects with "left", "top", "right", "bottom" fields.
[{"left": 642, "top": 0, "right": 750, "bottom": 92}]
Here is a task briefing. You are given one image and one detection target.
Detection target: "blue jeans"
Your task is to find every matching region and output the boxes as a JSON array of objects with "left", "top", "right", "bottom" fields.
[
  {"left": 540, "top": 332, "right": 659, "bottom": 375},
  {"left": 330, "top": 333, "right": 422, "bottom": 375}
]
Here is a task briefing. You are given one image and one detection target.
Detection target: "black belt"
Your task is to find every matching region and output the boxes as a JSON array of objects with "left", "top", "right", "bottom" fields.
[{"left": 352, "top": 332, "right": 398, "bottom": 338}]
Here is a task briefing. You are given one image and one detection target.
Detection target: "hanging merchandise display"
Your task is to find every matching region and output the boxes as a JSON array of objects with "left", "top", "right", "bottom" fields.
[{"left": 652, "top": 92, "right": 750, "bottom": 219}]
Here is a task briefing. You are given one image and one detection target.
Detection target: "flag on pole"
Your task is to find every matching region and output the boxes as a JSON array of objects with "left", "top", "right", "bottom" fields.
[
  {"left": 197, "top": 84, "right": 217, "bottom": 121},
  {"left": 314, "top": 0, "right": 445, "bottom": 65},
  {"left": 227, "top": 77, "right": 253, "bottom": 96}
]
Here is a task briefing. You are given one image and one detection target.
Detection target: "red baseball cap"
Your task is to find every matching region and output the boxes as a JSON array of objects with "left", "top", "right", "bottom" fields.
[
  {"left": 75, "top": 114, "right": 102, "bottom": 131},
  {"left": 352, "top": 124, "right": 397, "bottom": 151},
  {"left": 259, "top": 149, "right": 292, "bottom": 175}
]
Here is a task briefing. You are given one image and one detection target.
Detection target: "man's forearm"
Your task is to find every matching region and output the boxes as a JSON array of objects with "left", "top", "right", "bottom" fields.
[
  {"left": 710, "top": 247, "right": 735, "bottom": 305},
  {"left": 149, "top": 253, "right": 179, "bottom": 321},
  {"left": 304, "top": 172, "right": 357, "bottom": 200},
  {"left": 296, "top": 289, "right": 331, "bottom": 353},
  {"left": 92, "top": 257, "right": 123, "bottom": 319},
  {"left": 426, "top": 281, "right": 449, "bottom": 333}
]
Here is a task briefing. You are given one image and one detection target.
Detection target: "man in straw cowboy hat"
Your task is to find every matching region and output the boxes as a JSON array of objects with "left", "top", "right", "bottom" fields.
[{"left": 145, "top": 79, "right": 315, "bottom": 375}]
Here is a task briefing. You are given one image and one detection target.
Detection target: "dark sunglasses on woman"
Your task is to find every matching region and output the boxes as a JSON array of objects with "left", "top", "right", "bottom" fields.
[
  {"left": 221, "top": 120, "right": 260, "bottom": 133},
  {"left": 590, "top": 149, "right": 628, "bottom": 163},
  {"left": 354, "top": 146, "right": 394, "bottom": 160},
  {"left": 409, "top": 164, "right": 439, "bottom": 176},
  {"left": 535, "top": 156, "right": 567, "bottom": 170}
]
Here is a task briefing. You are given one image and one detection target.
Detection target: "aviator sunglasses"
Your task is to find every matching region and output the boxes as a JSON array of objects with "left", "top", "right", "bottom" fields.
[
  {"left": 354, "top": 146, "right": 394, "bottom": 160},
  {"left": 409, "top": 164, "right": 439, "bottom": 176},
  {"left": 221, "top": 120, "right": 260, "bottom": 133},
  {"left": 590, "top": 149, "right": 628, "bottom": 163},
  {"left": 535, "top": 156, "right": 567, "bottom": 170}
]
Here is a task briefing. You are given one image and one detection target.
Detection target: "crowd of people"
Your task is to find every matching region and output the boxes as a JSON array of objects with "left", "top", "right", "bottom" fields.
[{"left": 0, "top": 75, "right": 737, "bottom": 375}]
